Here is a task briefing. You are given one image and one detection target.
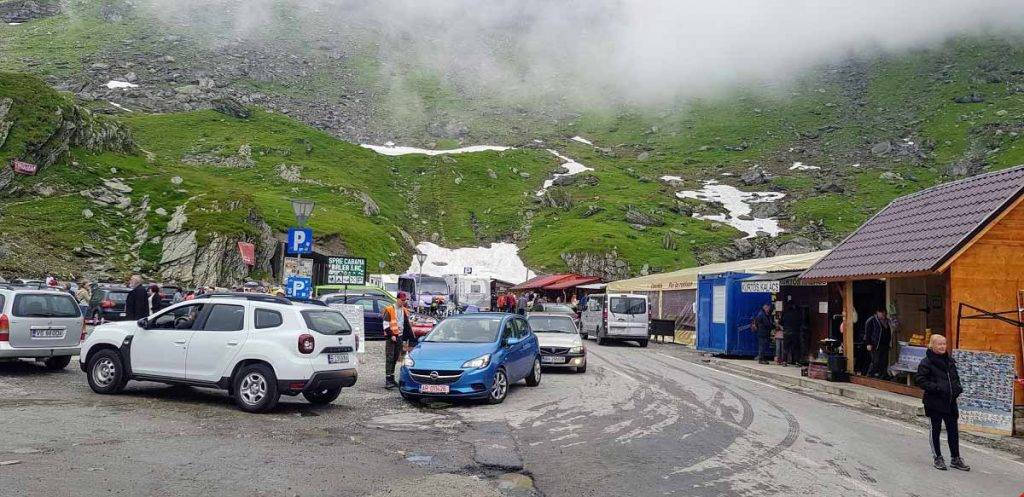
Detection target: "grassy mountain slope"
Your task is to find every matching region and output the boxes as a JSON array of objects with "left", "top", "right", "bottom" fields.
[{"left": 2, "top": 1, "right": 1024, "bottom": 283}]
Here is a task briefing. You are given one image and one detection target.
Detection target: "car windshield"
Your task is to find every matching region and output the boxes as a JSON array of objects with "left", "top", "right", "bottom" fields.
[
  {"left": 107, "top": 291, "right": 128, "bottom": 303},
  {"left": 542, "top": 304, "right": 574, "bottom": 313},
  {"left": 301, "top": 311, "right": 352, "bottom": 335},
  {"left": 610, "top": 297, "right": 646, "bottom": 314},
  {"left": 419, "top": 278, "right": 448, "bottom": 294},
  {"left": 12, "top": 294, "right": 81, "bottom": 318},
  {"left": 423, "top": 317, "right": 500, "bottom": 343},
  {"left": 528, "top": 316, "right": 576, "bottom": 334}
]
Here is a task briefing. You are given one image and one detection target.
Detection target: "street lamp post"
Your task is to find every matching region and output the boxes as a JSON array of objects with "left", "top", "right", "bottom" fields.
[
  {"left": 289, "top": 199, "right": 315, "bottom": 290},
  {"left": 415, "top": 252, "right": 427, "bottom": 312}
]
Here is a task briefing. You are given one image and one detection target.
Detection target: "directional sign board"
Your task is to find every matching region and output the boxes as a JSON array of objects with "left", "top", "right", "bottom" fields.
[
  {"left": 327, "top": 257, "right": 366, "bottom": 285},
  {"left": 285, "top": 276, "right": 313, "bottom": 299},
  {"left": 287, "top": 228, "right": 313, "bottom": 255}
]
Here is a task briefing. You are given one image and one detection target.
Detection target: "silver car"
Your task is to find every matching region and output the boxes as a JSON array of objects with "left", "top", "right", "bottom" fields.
[
  {"left": 527, "top": 312, "right": 587, "bottom": 373},
  {"left": 0, "top": 287, "right": 84, "bottom": 370}
]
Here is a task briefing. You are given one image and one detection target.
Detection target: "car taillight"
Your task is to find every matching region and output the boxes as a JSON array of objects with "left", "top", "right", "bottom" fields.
[
  {"left": 101, "top": 299, "right": 114, "bottom": 309},
  {"left": 80, "top": 318, "right": 87, "bottom": 341},
  {"left": 298, "top": 333, "right": 315, "bottom": 354},
  {"left": 0, "top": 314, "right": 8, "bottom": 342}
]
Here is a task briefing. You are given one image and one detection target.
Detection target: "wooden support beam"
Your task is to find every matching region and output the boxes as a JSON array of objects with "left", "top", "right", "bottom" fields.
[{"left": 844, "top": 280, "right": 855, "bottom": 373}]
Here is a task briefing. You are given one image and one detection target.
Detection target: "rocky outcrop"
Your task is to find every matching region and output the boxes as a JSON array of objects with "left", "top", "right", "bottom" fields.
[
  {"left": 159, "top": 206, "right": 277, "bottom": 287},
  {"left": 211, "top": 97, "right": 252, "bottom": 119},
  {"left": 25, "top": 104, "right": 135, "bottom": 168},
  {"left": 561, "top": 251, "right": 631, "bottom": 282},
  {"left": 624, "top": 206, "right": 665, "bottom": 227},
  {"left": 0, "top": 0, "right": 60, "bottom": 23}
]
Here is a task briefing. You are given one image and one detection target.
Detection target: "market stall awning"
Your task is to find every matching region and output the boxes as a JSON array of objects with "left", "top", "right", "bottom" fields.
[
  {"left": 511, "top": 274, "right": 574, "bottom": 291},
  {"left": 802, "top": 165, "right": 1024, "bottom": 281},
  {"left": 607, "top": 250, "right": 830, "bottom": 292},
  {"left": 544, "top": 275, "right": 602, "bottom": 291}
]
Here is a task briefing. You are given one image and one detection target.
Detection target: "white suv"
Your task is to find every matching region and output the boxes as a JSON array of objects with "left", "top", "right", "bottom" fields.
[{"left": 79, "top": 293, "right": 358, "bottom": 413}]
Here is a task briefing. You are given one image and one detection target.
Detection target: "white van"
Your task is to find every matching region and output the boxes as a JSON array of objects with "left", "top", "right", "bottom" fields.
[{"left": 580, "top": 293, "right": 650, "bottom": 347}]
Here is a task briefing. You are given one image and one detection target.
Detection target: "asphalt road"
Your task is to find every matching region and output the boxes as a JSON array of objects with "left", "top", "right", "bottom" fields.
[{"left": 1, "top": 340, "right": 1022, "bottom": 497}]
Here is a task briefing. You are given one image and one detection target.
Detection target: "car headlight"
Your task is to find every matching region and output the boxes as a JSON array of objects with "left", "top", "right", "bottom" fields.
[
  {"left": 403, "top": 356, "right": 415, "bottom": 368},
  {"left": 461, "top": 354, "right": 491, "bottom": 369},
  {"left": 570, "top": 346, "right": 584, "bottom": 354}
]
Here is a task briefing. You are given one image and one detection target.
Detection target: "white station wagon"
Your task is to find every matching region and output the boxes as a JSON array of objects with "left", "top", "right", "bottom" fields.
[{"left": 80, "top": 293, "right": 358, "bottom": 412}]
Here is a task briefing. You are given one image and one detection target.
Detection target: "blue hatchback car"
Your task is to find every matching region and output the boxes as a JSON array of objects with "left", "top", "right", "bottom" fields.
[{"left": 399, "top": 313, "right": 541, "bottom": 404}]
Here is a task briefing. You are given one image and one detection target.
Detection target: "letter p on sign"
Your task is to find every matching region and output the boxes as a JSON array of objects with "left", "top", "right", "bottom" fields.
[{"left": 287, "top": 228, "right": 312, "bottom": 254}]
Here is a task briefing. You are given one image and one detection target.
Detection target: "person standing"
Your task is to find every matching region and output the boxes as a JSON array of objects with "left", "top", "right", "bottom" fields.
[
  {"left": 865, "top": 308, "right": 893, "bottom": 378},
  {"left": 781, "top": 303, "right": 803, "bottom": 366},
  {"left": 496, "top": 292, "right": 508, "bottom": 313},
  {"left": 752, "top": 303, "right": 775, "bottom": 365},
  {"left": 148, "top": 284, "right": 162, "bottom": 315},
  {"left": 86, "top": 281, "right": 103, "bottom": 323},
  {"left": 507, "top": 291, "right": 517, "bottom": 313},
  {"left": 915, "top": 334, "right": 969, "bottom": 471},
  {"left": 172, "top": 287, "right": 184, "bottom": 304},
  {"left": 516, "top": 292, "right": 528, "bottom": 316},
  {"left": 381, "top": 292, "right": 414, "bottom": 389},
  {"left": 124, "top": 275, "right": 149, "bottom": 320}
]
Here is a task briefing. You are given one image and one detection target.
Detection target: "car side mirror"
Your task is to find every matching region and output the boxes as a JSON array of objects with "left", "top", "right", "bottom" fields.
[
  {"left": 136, "top": 318, "right": 149, "bottom": 329},
  {"left": 505, "top": 337, "right": 521, "bottom": 347}
]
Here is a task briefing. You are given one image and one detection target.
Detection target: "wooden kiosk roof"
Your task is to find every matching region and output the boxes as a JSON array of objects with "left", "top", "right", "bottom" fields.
[{"left": 802, "top": 165, "right": 1024, "bottom": 281}]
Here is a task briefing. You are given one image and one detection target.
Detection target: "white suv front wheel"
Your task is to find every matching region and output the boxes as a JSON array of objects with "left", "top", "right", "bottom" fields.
[
  {"left": 87, "top": 349, "right": 126, "bottom": 394},
  {"left": 233, "top": 364, "right": 280, "bottom": 413}
]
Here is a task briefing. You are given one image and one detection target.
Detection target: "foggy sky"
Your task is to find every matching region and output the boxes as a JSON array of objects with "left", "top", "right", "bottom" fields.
[{"left": 138, "top": 0, "right": 1024, "bottom": 105}]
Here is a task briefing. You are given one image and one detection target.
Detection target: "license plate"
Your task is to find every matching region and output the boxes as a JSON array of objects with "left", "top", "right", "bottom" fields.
[
  {"left": 31, "top": 329, "right": 65, "bottom": 338},
  {"left": 327, "top": 353, "right": 349, "bottom": 364},
  {"left": 541, "top": 356, "right": 565, "bottom": 364},
  {"left": 119, "top": 313, "right": 126, "bottom": 317},
  {"left": 420, "top": 384, "right": 450, "bottom": 394}
]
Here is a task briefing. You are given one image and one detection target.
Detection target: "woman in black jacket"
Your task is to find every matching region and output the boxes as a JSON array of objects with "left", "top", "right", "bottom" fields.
[{"left": 914, "top": 334, "right": 969, "bottom": 471}]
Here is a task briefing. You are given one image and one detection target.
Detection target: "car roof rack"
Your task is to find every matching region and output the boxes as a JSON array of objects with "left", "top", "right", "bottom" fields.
[{"left": 195, "top": 293, "right": 293, "bottom": 305}]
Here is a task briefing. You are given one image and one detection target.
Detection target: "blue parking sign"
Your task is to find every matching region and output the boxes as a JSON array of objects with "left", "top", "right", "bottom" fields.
[
  {"left": 287, "top": 228, "right": 313, "bottom": 254},
  {"left": 285, "top": 276, "right": 312, "bottom": 299}
]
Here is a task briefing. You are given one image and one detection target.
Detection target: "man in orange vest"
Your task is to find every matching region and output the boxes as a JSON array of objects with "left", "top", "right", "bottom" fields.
[{"left": 382, "top": 291, "right": 414, "bottom": 389}]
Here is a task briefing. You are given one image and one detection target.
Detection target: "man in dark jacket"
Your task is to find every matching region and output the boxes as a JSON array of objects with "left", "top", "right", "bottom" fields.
[
  {"left": 864, "top": 308, "right": 892, "bottom": 378},
  {"left": 752, "top": 303, "right": 774, "bottom": 364},
  {"left": 124, "top": 275, "right": 149, "bottom": 321},
  {"left": 914, "top": 334, "right": 969, "bottom": 471},
  {"left": 780, "top": 303, "right": 804, "bottom": 365}
]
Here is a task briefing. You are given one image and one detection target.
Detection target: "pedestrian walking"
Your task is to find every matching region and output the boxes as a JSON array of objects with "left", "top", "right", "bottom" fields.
[
  {"left": 781, "top": 303, "right": 803, "bottom": 365},
  {"left": 381, "top": 291, "right": 414, "bottom": 389},
  {"left": 124, "top": 275, "right": 149, "bottom": 320},
  {"left": 752, "top": 303, "right": 774, "bottom": 364},
  {"left": 148, "top": 284, "right": 162, "bottom": 315},
  {"left": 865, "top": 308, "right": 892, "bottom": 378},
  {"left": 86, "top": 281, "right": 103, "bottom": 323},
  {"left": 516, "top": 292, "right": 528, "bottom": 315},
  {"left": 914, "top": 334, "right": 970, "bottom": 472}
]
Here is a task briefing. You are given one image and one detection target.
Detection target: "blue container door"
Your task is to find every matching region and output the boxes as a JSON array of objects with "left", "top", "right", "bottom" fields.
[
  {"left": 696, "top": 279, "right": 713, "bottom": 351},
  {"left": 729, "top": 276, "right": 771, "bottom": 357},
  {"left": 709, "top": 279, "right": 729, "bottom": 352}
]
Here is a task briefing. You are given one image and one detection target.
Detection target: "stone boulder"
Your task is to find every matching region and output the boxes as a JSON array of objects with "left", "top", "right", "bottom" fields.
[
  {"left": 624, "top": 206, "right": 665, "bottom": 227},
  {"left": 741, "top": 165, "right": 771, "bottom": 185},
  {"left": 211, "top": 97, "right": 252, "bottom": 119}
]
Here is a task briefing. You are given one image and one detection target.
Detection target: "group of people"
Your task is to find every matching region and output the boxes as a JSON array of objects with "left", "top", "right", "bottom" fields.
[
  {"left": 494, "top": 291, "right": 580, "bottom": 315},
  {"left": 751, "top": 302, "right": 806, "bottom": 366}
]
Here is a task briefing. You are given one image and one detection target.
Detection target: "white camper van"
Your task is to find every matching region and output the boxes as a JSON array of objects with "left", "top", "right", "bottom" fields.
[
  {"left": 579, "top": 293, "right": 650, "bottom": 347},
  {"left": 444, "top": 275, "right": 492, "bottom": 311}
]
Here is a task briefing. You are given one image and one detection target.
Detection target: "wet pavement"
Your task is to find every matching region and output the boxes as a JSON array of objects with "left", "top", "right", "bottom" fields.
[{"left": 1, "top": 340, "right": 1022, "bottom": 496}]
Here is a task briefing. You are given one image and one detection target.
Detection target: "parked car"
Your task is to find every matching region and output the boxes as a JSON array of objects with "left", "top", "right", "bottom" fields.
[
  {"left": 531, "top": 302, "right": 581, "bottom": 329},
  {"left": 89, "top": 286, "right": 131, "bottom": 323},
  {"left": 313, "top": 285, "right": 393, "bottom": 301},
  {"left": 0, "top": 287, "right": 85, "bottom": 370},
  {"left": 579, "top": 293, "right": 650, "bottom": 347},
  {"left": 79, "top": 293, "right": 358, "bottom": 413},
  {"left": 527, "top": 313, "right": 586, "bottom": 373},
  {"left": 399, "top": 313, "right": 541, "bottom": 404},
  {"left": 158, "top": 284, "right": 182, "bottom": 307},
  {"left": 322, "top": 292, "right": 437, "bottom": 339}
]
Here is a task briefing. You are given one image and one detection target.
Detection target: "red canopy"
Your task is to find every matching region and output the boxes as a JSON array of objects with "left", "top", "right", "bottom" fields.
[
  {"left": 544, "top": 275, "right": 602, "bottom": 291},
  {"left": 511, "top": 274, "right": 575, "bottom": 291}
]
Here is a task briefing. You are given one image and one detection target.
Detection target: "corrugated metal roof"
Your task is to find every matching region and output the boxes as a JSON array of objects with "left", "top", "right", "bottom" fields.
[
  {"left": 511, "top": 274, "right": 574, "bottom": 291},
  {"left": 545, "top": 275, "right": 603, "bottom": 290},
  {"left": 802, "top": 165, "right": 1024, "bottom": 280},
  {"left": 607, "top": 250, "right": 831, "bottom": 292}
]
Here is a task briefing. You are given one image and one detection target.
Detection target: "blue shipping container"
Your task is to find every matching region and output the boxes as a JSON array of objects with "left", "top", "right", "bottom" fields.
[{"left": 696, "top": 272, "right": 772, "bottom": 357}]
